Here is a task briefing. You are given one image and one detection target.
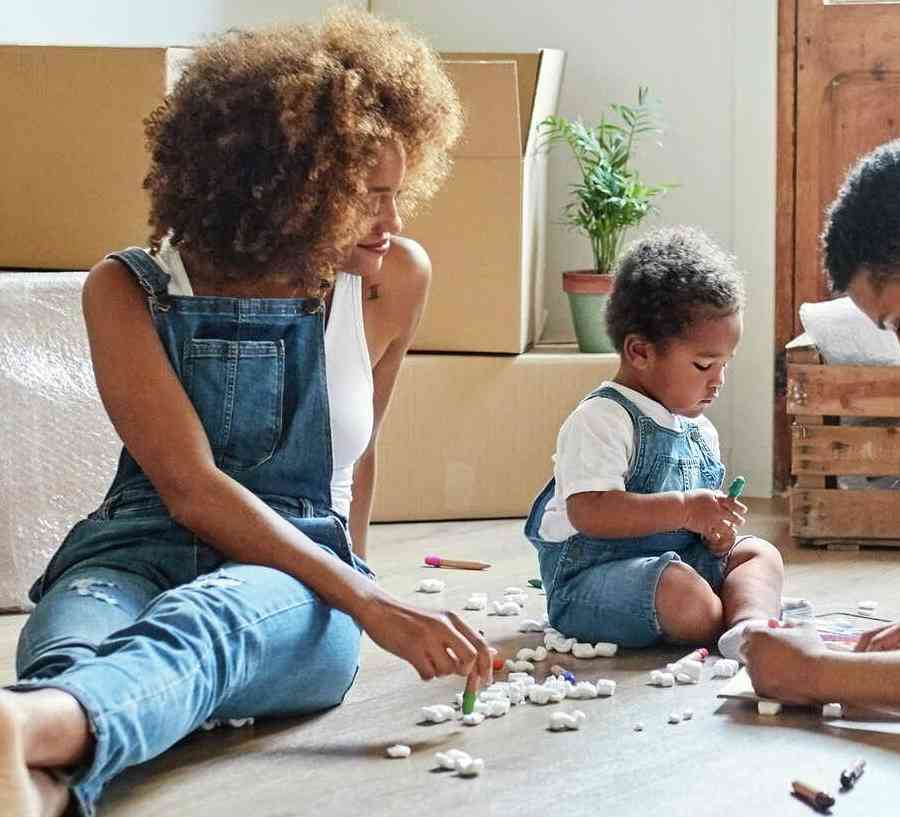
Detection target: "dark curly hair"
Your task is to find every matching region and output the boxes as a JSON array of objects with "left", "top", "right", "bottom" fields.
[
  {"left": 606, "top": 227, "right": 745, "bottom": 353},
  {"left": 143, "top": 8, "right": 462, "bottom": 296},
  {"left": 822, "top": 139, "right": 900, "bottom": 294}
]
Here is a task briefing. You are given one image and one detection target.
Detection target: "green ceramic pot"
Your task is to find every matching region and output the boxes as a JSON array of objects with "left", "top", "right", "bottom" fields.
[{"left": 563, "top": 271, "right": 615, "bottom": 353}]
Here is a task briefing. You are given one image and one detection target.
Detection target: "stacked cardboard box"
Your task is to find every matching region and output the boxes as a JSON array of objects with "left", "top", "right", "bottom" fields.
[{"left": 371, "top": 51, "right": 621, "bottom": 521}]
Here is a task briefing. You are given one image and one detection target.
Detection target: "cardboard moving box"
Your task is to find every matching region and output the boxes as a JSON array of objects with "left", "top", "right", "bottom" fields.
[
  {"left": 372, "top": 346, "right": 617, "bottom": 522},
  {"left": 405, "top": 51, "right": 566, "bottom": 354},
  {"left": 0, "top": 46, "right": 189, "bottom": 269}
]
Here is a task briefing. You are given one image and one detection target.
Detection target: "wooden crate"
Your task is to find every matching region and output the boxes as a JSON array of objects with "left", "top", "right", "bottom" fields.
[{"left": 787, "top": 334, "right": 900, "bottom": 548}]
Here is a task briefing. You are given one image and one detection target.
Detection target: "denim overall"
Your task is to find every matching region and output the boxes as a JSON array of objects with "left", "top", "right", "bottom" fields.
[
  {"left": 11, "top": 248, "right": 372, "bottom": 816},
  {"left": 525, "top": 386, "right": 726, "bottom": 648}
]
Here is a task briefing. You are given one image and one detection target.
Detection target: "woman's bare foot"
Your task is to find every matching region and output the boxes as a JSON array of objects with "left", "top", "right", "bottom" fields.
[{"left": 0, "top": 692, "right": 69, "bottom": 817}]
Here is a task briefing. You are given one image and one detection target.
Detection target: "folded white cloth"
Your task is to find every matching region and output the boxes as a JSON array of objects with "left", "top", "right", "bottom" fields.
[{"left": 799, "top": 296, "right": 900, "bottom": 366}]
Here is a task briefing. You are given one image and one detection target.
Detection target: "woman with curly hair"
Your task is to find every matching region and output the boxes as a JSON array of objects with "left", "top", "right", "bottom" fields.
[{"left": 1, "top": 10, "right": 489, "bottom": 816}]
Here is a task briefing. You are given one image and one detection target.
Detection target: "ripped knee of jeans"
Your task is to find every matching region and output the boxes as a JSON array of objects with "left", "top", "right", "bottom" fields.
[
  {"left": 191, "top": 569, "right": 243, "bottom": 589},
  {"left": 68, "top": 577, "right": 120, "bottom": 606}
]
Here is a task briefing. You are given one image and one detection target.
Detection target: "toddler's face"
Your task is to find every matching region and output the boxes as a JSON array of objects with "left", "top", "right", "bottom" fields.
[
  {"left": 847, "top": 268, "right": 900, "bottom": 339},
  {"left": 647, "top": 311, "right": 743, "bottom": 418}
]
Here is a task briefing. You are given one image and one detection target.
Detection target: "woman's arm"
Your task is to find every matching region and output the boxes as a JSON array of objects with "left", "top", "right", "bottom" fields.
[
  {"left": 82, "top": 257, "right": 489, "bottom": 682},
  {"left": 349, "top": 237, "right": 431, "bottom": 559}
]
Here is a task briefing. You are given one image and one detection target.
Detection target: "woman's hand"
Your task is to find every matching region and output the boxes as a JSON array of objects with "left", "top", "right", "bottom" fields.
[
  {"left": 743, "top": 620, "right": 828, "bottom": 704},
  {"left": 683, "top": 490, "right": 746, "bottom": 553},
  {"left": 855, "top": 621, "right": 900, "bottom": 652},
  {"left": 359, "top": 593, "right": 493, "bottom": 684}
]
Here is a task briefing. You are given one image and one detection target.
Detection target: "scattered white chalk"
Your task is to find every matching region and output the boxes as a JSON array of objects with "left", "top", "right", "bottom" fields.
[
  {"left": 481, "top": 699, "right": 511, "bottom": 718},
  {"left": 200, "top": 717, "right": 255, "bottom": 730},
  {"left": 462, "top": 712, "right": 485, "bottom": 726},
  {"left": 463, "top": 594, "right": 487, "bottom": 611},
  {"left": 673, "top": 659, "right": 702, "bottom": 684},
  {"left": 822, "top": 702, "right": 843, "bottom": 719},
  {"left": 504, "top": 593, "right": 528, "bottom": 607},
  {"left": 504, "top": 659, "right": 535, "bottom": 672},
  {"left": 435, "top": 749, "right": 470, "bottom": 770},
  {"left": 386, "top": 744, "right": 411, "bottom": 758},
  {"left": 549, "top": 710, "right": 586, "bottom": 731},
  {"left": 682, "top": 709, "right": 694, "bottom": 721},
  {"left": 649, "top": 670, "right": 675, "bottom": 688},
  {"left": 547, "top": 635, "right": 576, "bottom": 653},
  {"left": 533, "top": 646, "right": 548, "bottom": 662},
  {"left": 421, "top": 704, "right": 456, "bottom": 723},
  {"left": 504, "top": 586, "right": 525, "bottom": 595},
  {"left": 668, "top": 712, "right": 682, "bottom": 724},
  {"left": 857, "top": 600, "right": 878, "bottom": 614},
  {"left": 527, "top": 685, "right": 556, "bottom": 705},
  {"left": 594, "top": 679, "right": 616, "bottom": 697},
  {"left": 456, "top": 757, "right": 485, "bottom": 777},
  {"left": 416, "top": 578, "right": 445, "bottom": 593},
  {"left": 593, "top": 642, "right": 618, "bottom": 657},
  {"left": 711, "top": 658, "right": 739, "bottom": 679},
  {"left": 634, "top": 723, "right": 644, "bottom": 732},
  {"left": 757, "top": 701, "right": 783, "bottom": 716},
  {"left": 490, "top": 600, "right": 521, "bottom": 616},
  {"left": 567, "top": 681, "right": 598, "bottom": 700},
  {"left": 572, "top": 642, "right": 597, "bottom": 659},
  {"left": 519, "top": 619, "right": 545, "bottom": 633},
  {"left": 507, "top": 672, "right": 535, "bottom": 686},
  {"left": 516, "top": 647, "right": 538, "bottom": 662}
]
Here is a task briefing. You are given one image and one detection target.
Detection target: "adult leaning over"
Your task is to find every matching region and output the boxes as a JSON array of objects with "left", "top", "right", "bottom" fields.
[
  {"left": 745, "top": 139, "right": 900, "bottom": 708},
  {"left": 0, "top": 11, "right": 491, "bottom": 817}
]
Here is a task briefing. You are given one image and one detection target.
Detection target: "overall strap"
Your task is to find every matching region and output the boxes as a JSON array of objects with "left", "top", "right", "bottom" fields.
[
  {"left": 584, "top": 384, "right": 646, "bottom": 429},
  {"left": 105, "top": 247, "right": 173, "bottom": 312}
]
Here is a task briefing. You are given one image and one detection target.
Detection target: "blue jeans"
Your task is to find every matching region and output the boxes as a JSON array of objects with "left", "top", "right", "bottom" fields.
[{"left": 13, "top": 515, "right": 366, "bottom": 816}]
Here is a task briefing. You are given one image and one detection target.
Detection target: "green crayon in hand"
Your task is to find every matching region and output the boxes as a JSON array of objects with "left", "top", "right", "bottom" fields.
[{"left": 727, "top": 476, "right": 746, "bottom": 499}]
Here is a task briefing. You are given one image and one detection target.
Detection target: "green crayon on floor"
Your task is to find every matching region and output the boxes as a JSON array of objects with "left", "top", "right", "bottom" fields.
[
  {"left": 527, "top": 578, "right": 543, "bottom": 589},
  {"left": 728, "top": 476, "right": 746, "bottom": 499},
  {"left": 462, "top": 691, "right": 477, "bottom": 715}
]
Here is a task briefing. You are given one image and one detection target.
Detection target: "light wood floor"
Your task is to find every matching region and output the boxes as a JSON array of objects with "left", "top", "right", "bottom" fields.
[{"left": 3, "top": 498, "right": 900, "bottom": 817}]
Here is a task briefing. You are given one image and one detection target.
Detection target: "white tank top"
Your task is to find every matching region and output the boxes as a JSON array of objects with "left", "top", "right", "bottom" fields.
[{"left": 154, "top": 241, "right": 374, "bottom": 518}]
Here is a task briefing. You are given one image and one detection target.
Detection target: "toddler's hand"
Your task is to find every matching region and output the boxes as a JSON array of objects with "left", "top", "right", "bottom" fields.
[
  {"left": 683, "top": 489, "right": 746, "bottom": 549},
  {"left": 855, "top": 621, "right": 900, "bottom": 652}
]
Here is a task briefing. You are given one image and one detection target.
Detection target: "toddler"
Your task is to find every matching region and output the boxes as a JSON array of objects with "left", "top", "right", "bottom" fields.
[{"left": 526, "top": 227, "right": 784, "bottom": 659}]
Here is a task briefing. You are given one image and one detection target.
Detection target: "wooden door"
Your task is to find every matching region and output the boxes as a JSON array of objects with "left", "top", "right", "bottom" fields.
[{"left": 774, "top": 0, "right": 900, "bottom": 490}]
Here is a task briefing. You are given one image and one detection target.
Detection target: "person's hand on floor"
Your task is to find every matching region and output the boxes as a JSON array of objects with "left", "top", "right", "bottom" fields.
[
  {"left": 359, "top": 594, "right": 493, "bottom": 684},
  {"left": 855, "top": 621, "right": 900, "bottom": 652},
  {"left": 743, "top": 620, "right": 828, "bottom": 704}
]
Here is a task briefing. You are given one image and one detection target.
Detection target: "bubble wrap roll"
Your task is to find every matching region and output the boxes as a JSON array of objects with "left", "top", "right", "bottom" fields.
[{"left": 0, "top": 272, "right": 120, "bottom": 611}]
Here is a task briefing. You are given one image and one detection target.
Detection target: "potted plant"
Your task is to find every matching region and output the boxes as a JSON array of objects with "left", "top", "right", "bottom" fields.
[{"left": 540, "top": 87, "right": 670, "bottom": 352}]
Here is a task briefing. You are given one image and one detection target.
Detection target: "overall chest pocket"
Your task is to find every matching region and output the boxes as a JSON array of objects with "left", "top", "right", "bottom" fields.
[
  {"left": 640, "top": 455, "right": 700, "bottom": 493},
  {"left": 182, "top": 338, "right": 285, "bottom": 470}
]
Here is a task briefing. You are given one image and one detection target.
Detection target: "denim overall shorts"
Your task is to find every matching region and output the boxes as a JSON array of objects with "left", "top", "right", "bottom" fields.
[{"left": 525, "top": 386, "right": 726, "bottom": 647}]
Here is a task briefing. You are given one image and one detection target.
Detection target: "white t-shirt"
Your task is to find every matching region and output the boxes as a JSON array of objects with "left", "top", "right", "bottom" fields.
[
  {"left": 154, "top": 241, "right": 374, "bottom": 519},
  {"left": 537, "top": 381, "right": 720, "bottom": 541}
]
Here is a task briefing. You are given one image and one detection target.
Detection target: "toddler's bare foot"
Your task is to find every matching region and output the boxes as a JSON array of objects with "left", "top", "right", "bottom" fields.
[{"left": 0, "top": 691, "right": 69, "bottom": 817}]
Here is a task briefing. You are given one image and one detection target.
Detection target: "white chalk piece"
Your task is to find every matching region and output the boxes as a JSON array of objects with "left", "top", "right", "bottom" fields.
[
  {"left": 518, "top": 618, "right": 545, "bottom": 633},
  {"left": 435, "top": 749, "right": 470, "bottom": 770},
  {"left": 462, "top": 712, "right": 485, "bottom": 726},
  {"left": 711, "top": 658, "right": 739, "bottom": 679},
  {"left": 463, "top": 594, "right": 487, "bottom": 611},
  {"left": 386, "top": 744, "right": 411, "bottom": 758},
  {"left": 634, "top": 723, "right": 645, "bottom": 732},
  {"left": 416, "top": 578, "right": 445, "bottom": 593},
  {"left": 593, "top": 642, "right": 618, "bottom": 657},
  {"left": 682, "top": 709, "right": 694, "bottom": 721},
  {"left": 549, "top": 710, "right": 586, "bottom": 731},
  {"left": 857, "top": 600, "right": 878, "bottom": 614},
  {"left": 490, "top": 600, "right": 521, "bottom": 616},
  {"left": 757, "top": 701, "right": 783, "bottom": 716},
  {"left": 456, "top": 757, "right": 485, "bottom": 777},
  {"left": 421, "top": 704, "right": 456, "bottom": 723},
  {"left": 668, "top": 712, "right": 682, "bottom": 724},
  {"left": 595, "top": 679, "right": 617, "bottom": 697},
  {"left": 822, "top": 702, "right": 843, "bottom": 719}
]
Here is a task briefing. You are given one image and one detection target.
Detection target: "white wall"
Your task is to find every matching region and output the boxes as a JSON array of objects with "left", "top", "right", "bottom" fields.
[
  {"left": 375, "top": 0, "right": 777, "bottom": 497},
  {"left": 0, "top": 0, "right": 363, "bottom": 46}
]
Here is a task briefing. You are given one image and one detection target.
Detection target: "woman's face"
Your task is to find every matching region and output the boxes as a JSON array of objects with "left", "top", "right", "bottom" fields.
[{"left": 345, "top": 141, "right": 406, "bottom": 278}]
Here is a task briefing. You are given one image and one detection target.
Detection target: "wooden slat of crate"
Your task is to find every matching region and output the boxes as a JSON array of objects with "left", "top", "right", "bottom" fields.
[
  {"left": 792, "top": 424, "right": 900, "bottom": 475},
  {"left": 787, "top": 363, "right": 900, "bottom": 417},
  {"left": 792, "top": 489, "right": 900, "bottom": 539}
]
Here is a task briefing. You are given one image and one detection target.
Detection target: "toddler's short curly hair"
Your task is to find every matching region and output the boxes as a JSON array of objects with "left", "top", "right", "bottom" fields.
[
  {"left": 606, "top": 227, "right": 745, "bottom": 353},
  {"left": 822, "top": 139, "right": 900, "bottom": 293},
  {"left": 143, "top": 8, "right": 462, "bottom": 294}
]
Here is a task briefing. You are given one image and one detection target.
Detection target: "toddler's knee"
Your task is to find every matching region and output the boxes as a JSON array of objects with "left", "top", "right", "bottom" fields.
[
  {"left": 655, "top": 562, "right": 722, "bottom": 643},
  {"left": 731, "top": 537, "right": 784, "bottom": 576}
]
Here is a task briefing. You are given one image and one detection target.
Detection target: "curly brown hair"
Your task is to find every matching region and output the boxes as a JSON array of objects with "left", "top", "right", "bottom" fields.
[{"left": 143, "top": 8, "right": 462, "bottom": 295}]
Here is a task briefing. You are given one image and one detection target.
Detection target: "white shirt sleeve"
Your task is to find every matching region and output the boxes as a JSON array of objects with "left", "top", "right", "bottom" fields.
[{"left": 554, "top": 398, "right": 635, "bottom": 499}]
